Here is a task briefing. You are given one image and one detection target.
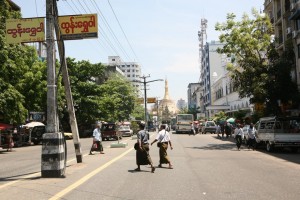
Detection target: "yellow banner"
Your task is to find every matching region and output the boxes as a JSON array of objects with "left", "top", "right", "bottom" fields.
[
  {"left": 58, "top": 14, "right": 98, "bottom": 40},
  {"left": 136, "top": 98, "right": 144, "bottom": 104},
  {"left": 147, "top": 97, "right": 157, "bottom": 103},
  {"left": 6, "top": 18, "right": 45, "bottom": 44}
]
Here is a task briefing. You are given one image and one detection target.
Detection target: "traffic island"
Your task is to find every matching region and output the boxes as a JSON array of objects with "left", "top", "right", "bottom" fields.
[
  {"left": 110, "top": 142, "right": 128, "bottom": 148},
  {"left": 131, "top": 135, "right": 137, "bottom": 140}
]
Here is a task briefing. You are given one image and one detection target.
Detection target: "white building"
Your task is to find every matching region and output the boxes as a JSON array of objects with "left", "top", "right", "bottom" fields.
[
  {"left": 200, "top": 41, "right": 224, "bottom": 117},
  {"left": 107, "top": 56, "right": 142, "bottom": 91}
]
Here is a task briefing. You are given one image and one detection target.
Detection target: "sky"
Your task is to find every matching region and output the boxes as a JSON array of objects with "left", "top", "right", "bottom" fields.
[{"left": 13, "top": 0, "right": 264, "bottom": 103}]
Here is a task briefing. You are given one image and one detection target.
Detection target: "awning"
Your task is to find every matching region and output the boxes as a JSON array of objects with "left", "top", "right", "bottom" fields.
[
  {"left": 0, "top": 123, "right": 13, "bottom": 131},
  {"left": 289, "top": 9, "right": 300, "bottom": 20}
]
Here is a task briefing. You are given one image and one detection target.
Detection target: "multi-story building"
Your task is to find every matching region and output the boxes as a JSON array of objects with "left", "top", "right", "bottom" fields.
[
  {"left": 200, "top": 41, "right": 224, "bottom": 117},
  {"left": 265, "top": 0, "right": 299, "bottom": 87},
  {"left": 177, "top": 98, "right": 187, "bottom": 110},
  {"left": 107, "top": 56, "right": 142, "bottom": 92},
  {"left": 187, "top": 83, "right": 201, "bottom": 110}
]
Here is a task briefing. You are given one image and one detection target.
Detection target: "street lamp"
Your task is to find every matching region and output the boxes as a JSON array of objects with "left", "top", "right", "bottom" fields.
[{"left": 132, "top": 75, "right": 163, "bottom": 130}]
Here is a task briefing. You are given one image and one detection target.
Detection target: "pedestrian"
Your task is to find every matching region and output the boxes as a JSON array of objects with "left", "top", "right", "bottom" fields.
[
  {"left": 195, "top": 122, "right": 199, "bottom": 134},
  {"left": 247, "top": 123, "right": 256, "bottom": 150},
  {"left": 135, "top": 122, "right": 155, "bottom": 173},
  {"left": 189, "top": 122, "right": 195, "bottom": 136},
  {"left": 224, "top": 122, "right": 231, "bottom": 138},
  {"left": 89, "top": 123, "right": 104, "bottom": 155},
  {"left": 6, "top": 131, "right": 14, "bottom": 152},
  {"left": 234, "top": 124, "right": 244, "bottom": 150},
  {"left": 216, "top": 123, "right": 221, "bottom": 138},
  {"left": 151, "top": 124, "right": 173, "bottom": 169}
]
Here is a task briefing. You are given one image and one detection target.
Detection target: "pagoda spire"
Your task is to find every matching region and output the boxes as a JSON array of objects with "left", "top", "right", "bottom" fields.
[{"left": 163, "top": 79, "right": 170, "bottom": 100}]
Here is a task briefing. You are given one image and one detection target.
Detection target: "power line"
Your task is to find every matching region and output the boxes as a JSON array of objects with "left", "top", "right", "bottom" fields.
[
  {"left": 91, "top": 0, "right": 132, "bottom": 61},
  {"left": 107, "top": 0, "right": 140, "bottom": 63}
]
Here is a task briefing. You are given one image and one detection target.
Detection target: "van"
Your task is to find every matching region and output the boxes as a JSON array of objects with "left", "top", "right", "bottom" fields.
[
  {"left": 256, "top": 116, "right": 300, "bottom": 152},
  {"left": 101, "top": 123, "right": 122, "bottom": 141}
]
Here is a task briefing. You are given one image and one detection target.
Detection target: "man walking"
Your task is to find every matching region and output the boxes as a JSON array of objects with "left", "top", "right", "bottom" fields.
[
  {"left": 135, "top": 122, "right": 155, "bottom": 173},
  {"left": 90, "top": 123, "right": 104, "bottom": 155},
  {"left": 247, "top": 123, "right": 256, "bottom": 150},
  {"left": 151, "top": 124, "right": 173, "bottom": 169},
  {"left": 234, "top": 124, "right": 244, "bottom": 150}
]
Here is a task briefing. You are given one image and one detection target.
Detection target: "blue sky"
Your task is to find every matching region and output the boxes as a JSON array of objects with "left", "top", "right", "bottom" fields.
[{"left": 13, "top": 0, "right": 263, "bottom": 103}]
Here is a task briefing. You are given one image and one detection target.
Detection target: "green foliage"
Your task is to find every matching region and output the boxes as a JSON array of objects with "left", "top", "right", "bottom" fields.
[
  {"left": 215, "top": 9, "right": 300, "bottom": 116},
  {"left": 215, "top": 9, "right": 273, "bottom": 104}
]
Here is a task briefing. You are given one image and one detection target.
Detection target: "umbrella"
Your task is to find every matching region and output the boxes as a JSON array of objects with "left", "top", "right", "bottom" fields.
[
  {"left": 24, "top": 121, "right": 45, "bottom": 128},
  {"left": 0, "top": 123, "right": 13, "bottom": 130},
  {"left": 226, "top": 118, "right": 235, "bottom": 123}
]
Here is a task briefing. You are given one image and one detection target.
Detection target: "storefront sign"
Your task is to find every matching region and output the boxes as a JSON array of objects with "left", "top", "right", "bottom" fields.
[
  {"left": 58, "top": 14, "right": 98, "bottom": 40},
  {"left": 5, "top": 18, "right": 45, "bottom": 44}
]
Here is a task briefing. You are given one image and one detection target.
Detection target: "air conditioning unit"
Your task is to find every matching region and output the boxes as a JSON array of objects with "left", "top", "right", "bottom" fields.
[
  {"left": 292, "top": 30, "right": 298, "bottom": 38},
  {"left": 291, "top": 3, "right": 296, "bottom": 11},
  {"left": 286, "top": 27, "right": 292, "bottom": 35}
]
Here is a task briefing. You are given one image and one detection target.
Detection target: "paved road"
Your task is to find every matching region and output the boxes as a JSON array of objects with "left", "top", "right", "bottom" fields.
[{"left": 1, "top": 132, "right": 300, "bottom": 200}]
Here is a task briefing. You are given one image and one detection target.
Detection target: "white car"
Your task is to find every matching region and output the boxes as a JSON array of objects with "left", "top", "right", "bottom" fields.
[{"left": 118, "top": 125, "right": 133, "bottom": 137}]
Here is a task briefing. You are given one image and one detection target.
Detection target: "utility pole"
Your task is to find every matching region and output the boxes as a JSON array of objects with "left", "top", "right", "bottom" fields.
[
  {"left": 42, "top": 0, "right": 66, "bottom": 178},
  {"left": 53, "top": 1, "right": 82, "bottom": 163},
  {"left": 46, "top": 0, "right": 58, "bottom": 133},
  {"left": 134, "top": 75, "right": 163, "bottom": 131}
]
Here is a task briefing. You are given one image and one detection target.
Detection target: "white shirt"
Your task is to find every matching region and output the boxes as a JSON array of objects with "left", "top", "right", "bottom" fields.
[
  {"left": 93, "top": 128, "right": 102, "bottom": 141},
  {"left": 156, "top": 129, "right": 171, "bottom": 143},
  {"left": 234, "top": 128, "right": 244, "bottom": 138},
  {"left": 248, "top": 127, "right": 256, "bottom": 139}
]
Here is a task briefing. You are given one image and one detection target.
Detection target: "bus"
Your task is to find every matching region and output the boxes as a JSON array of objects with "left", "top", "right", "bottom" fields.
[{"left": 175, "top": 114, "right": 194, "bottom": 134}]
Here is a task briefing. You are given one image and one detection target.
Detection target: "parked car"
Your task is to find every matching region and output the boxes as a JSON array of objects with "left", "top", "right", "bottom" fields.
[
  {"left": 101, "top": 123, "right": 122, "bottom": 141},
  {"left": 118, "top": 125, "right": 133, "bottom": 137},
  {"left": 30, "top": 125, "right": 46, "bottom": 145},
  {"left": 202, "top": 121, "right": 217, "bottom": 134}
]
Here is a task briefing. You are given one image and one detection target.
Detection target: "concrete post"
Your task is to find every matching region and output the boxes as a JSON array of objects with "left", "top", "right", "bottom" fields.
[{"left": 42, "top": 0, "right": 66, "bottom": 178}]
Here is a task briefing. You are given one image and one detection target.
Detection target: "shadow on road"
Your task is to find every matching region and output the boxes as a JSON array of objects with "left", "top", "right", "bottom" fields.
[{"left": 0, "top": 171, "right": 41, "bottom": 182}]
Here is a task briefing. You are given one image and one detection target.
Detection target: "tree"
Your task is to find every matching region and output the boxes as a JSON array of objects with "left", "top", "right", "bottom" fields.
[
  {"left": 215, "top": 9, "right": 273, "bottom": 104},
  {"left": 98, "top": 74, "right": 136, "bottom": 122},
  {"left": 0, "top": 1, "right": 40, "bottom": 124},
  {"left": 215, "top": 9, "right": 299, "bottom": 116}
]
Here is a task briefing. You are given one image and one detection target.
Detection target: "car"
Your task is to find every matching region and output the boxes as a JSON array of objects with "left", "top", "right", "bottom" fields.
[
  {"left": 64, "top": 132, "right": 73, "bottom": 140},
  {"left": 118, "top": 125, "right": 133, "bottom": 137},
  {"left": 202, "top": 121, "right": 217, "bottom": 134}
]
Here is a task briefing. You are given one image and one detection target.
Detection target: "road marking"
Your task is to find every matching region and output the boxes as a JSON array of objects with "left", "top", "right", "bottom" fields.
[
  {"left": 0, "top": 133, "right": 155, "bottom": 191},
  {"left": 0, "top": 152, "right": 89, "bottom": 190},
  {"left": 49, "top": 147, "right": 134, "bottom": 200}
]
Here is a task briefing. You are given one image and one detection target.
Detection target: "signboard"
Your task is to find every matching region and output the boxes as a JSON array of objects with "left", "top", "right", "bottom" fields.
[
  {"left": 58, "top": 14, "right": 98, "bottom": 40},
  {"left": 5, "top": 18, "right": 45, "bottom": 44},
  {"left": 147, "top": 97, "right": 157, "bottom": 103},
  {"left": 29, "top": 112, "right": 45, "bottom": 122},
  {"left": 136, "top": 98, "right": 144, "bottom": 104}
]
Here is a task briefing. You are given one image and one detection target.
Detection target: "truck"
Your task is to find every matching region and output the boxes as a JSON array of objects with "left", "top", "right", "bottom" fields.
[
  {"left": 175, "top": 114, "right": 193, "bottom": 134},
  {"left": 255, "top": 116, "right": 300, "bottom": 152}
]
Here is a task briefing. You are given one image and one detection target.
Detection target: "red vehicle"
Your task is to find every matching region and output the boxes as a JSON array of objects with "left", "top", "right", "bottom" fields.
[{"left": 101, "top": 123, "right": 122, "bottom": 141}]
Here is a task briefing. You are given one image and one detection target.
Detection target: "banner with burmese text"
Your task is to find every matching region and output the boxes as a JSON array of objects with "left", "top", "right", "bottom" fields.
[
  {"left": 58, "top": 14, "right": 98, "bottom": 40},
  {"left": 5, "top": 18, "right": 45, "bottom": 44}
]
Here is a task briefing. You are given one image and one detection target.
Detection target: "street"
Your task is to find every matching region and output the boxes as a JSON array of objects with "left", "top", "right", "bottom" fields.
[{"left": 1, "top": 132, "right": 300, "bottom": 200}]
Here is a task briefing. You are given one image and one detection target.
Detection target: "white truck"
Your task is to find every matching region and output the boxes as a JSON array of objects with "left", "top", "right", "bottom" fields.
[{"left": 255, "top": 116, "right": 300, "bottom": 152}]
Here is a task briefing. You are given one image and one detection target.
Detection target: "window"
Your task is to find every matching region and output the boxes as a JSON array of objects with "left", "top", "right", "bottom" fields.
[
  {"left": 136, "top": 70, "right": 139, "bottom": 72},
  {"left": 127, "top": 69, "right": 130, "bottom": 72},
  {"left": 112, "top": 59, "right": 115, "bottom": 61},
  {"left": 127, "top": 75, "right": 130, "bottom": 77}
]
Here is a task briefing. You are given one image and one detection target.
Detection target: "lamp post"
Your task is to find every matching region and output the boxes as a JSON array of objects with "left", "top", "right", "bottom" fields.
[{"left": 132, "top": 75, "right": 163, "bottom": 130}]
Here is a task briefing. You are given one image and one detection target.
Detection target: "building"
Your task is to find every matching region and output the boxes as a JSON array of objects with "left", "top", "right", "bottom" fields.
[
  {"left": 107, "top": 56, "right": 142, "bottom": 92},
  {"left": 199, "top": 41, "right": 224, "bottom": 117},
  {"left": 187, "top": 83, "right": 201, "bottom": 110},
  {"left": 177, "top": 98, "right": 187, "bottom": 110},
  {"left": 265, "top": 0, "right": 298, "bottom": 85}
]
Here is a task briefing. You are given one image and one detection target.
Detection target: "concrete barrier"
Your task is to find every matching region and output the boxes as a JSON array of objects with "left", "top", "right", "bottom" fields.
[{"left": 41, "top": 132, "right": 66, "bottom": 178}]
